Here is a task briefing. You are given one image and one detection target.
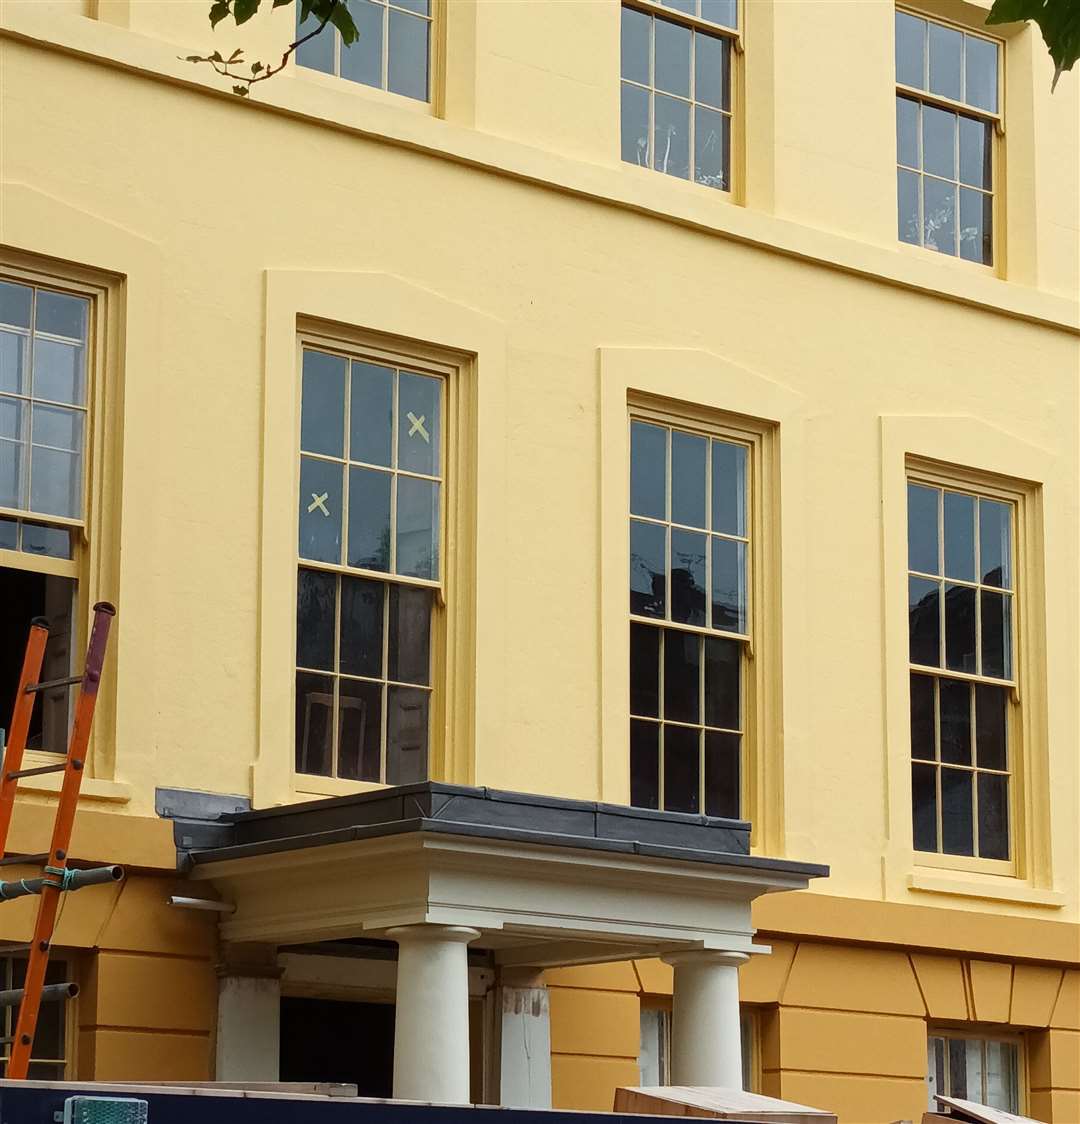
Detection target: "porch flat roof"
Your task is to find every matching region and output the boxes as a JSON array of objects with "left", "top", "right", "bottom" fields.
[{"left": 184, "top": 783, "right": 828, "bottom": 882}]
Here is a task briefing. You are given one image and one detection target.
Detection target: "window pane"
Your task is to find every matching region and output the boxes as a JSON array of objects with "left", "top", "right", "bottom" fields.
[
  {"left": 621, "top": 82, "right": 652, "bottom": 167},
  {"left": 700, "top": 0, "right": 736, "bottom": 29},
  {"left": 662, "top": 0, "right": 695, "bottom": 14},
  {"left": 655, "top": 18, "right": 691, "bottom": 97},
  {"left": 923, "top": 177, "right": 957, "bottom": 256},
  {"left": 664, "top": 628, "right": 700, "bottom": 724},
  {"left": 984, "top": 1041, "right": 1018, "bottom": 1111},
  {"left": 631, "top": 421, "right": 667, "bottom": 519},
  {"left": 386, "top": 685, "right": 429, "bottom": 783},
  {"left": 631, "top": 518, "right": 667, "bottom": 618},
  {"left": 959, "top": 116, "right": 992, "bottom": 190},
  {"left": 944, "top": 491, "right": 975, "bottom": 581},
  {"left": 928, "top": 1037, "right": 946, "bottom": 1108},
  {"left": 695, "top": 32, "right": 728, "bottom": 111},
  {"left": 395, "top": 475, "right": 439, "bottom": 579},
  {"left": 388, "top": 8, "right": 429, "bottom": 101},
  {"left": 980, "top": 589, "right": 1011, "bottom": 679},
  {"left": 922, "top": 105, "right": 956, "bottom": 180},
  {"left": 338, "top": 677, "right": 382, "bottom": 781},
  {"left": 928, "top": 22, "right": 963, "bottom": 101},
  {"left": 0, "top": 330, "right": 28, "bottom": 395},
  {"left": 654, "top": 94, "right": 690, "bottom": 180},
  {"left": 0, "top": 436, "right": 22, "bottom": 509},
  {"left": 948, "top": 1038, "right": 972, "bottom": 1099},
  {"left": 346, "top": 465, "right": 391, "bottom": 571},
  {"left": 711, "top": 536, "right": 746, "bottom": 633},
  {"left": 908, "top": 483, "right": 939, "bottom": 574},
  {"left": 296, "top": 2, "right": 335, "bottom": 72},
  {"left": 339, "top": 575, "right": 385, "bottom": 679},
  {"left": 978, "top": 773, "right": 1009, "bottom": 860},
  {"left": 299, "top": 456, "right": 344, "bottom": 563},
  {"left": 296, "top": 671, "right": 334, "bottom": 775},
  {"left": 622, "top": 5, "right": 651, "bottom": 85},
  {"left": 350, "top": 361, "right": 393, "bottom": 467},
  {"left": 895, "top": 11, "right": 926, "bottom": 89},
  {"left": 301, "top": 350, "right": 346, "bottom": 458},
  {"left": 36, "top": 290, "right": 87, "bottom": 341},
  {"left": 631, "top": 623, "right": 660, "bottom": 718},
  {"left": 671, "top": 529, "right": 706, "bottom": 626},
  {"left": 975, "top": 683, "right": 1007, "bottom": 770},
  {"left": 908, "top": 577, "right": 940, "bottom": 667},
  {"left": 671, "top": 430, "right": 706, "bottom": 527},
  {"left": 898, "top": 168, "right": 921, "bottom": 246},
  {"left": 959, "top": 188, "right": 992, "bottom": 265},
  {"left": 394, "top": 0, "right": 430, "bottom": 15},
  {"left": 694, "top": 106, "right": 729, "bottom": 191},
  {"left": 22, "top": 522, "right": 71, "bottom": 559},
  {"left": 388, "top": 583, "right": 431, "bottom": 686},
  {"left": 29, "top": 446, "right": 81, "bottom": 518},
  {"left": 0, "top": 281, "right": 32, "bottom": 329},
  {"left": 32, "top": 338, "right": 84, "bottom": 406},
  {"left": 704, "top": 730, "right": 739, "bottom": 818},
  {"left": 340, "top": 0, "right": 383, "bottom": 86},
  {"left": 941, "top": 767, "right": 974, "bottom": 856},
  {"left": 631, "top": 719, "right": 660, "bottom": 809},
  {"left": 910, "top": 673, "right": 936, "bottom": 761},
  {"left": 965, "top": 35, "right": 999, "bottom": 113},
  {"left": 296, "top": 568, "right": 336, "bottom": 671},
  {"left": 0, "top": 516, "right": 16, "bottom": 549},
  {"left": 704, "top": 635, "right": 739, "bottom": 730},
  {"left": 398, "top": 371, "right": 440, "bottom": 477},
  {"left": 978, "top": 499, "right": 1011, "bottom": 588},
  {"left": 912, "top": 762, "right": 938, "bottom": 851},
  {"left": 32, "top": 404, "right": 83, "bottom": 454},
  {"left": 711, "top": 440, "right": 746, "bottom": 537},
  {"left": 896, "top": 96, "right": 920, "bottom": 168},
  {"left": 944, "top": 583, "right": 976, "bottom": 673},
  {"left": 663, "top": 724, "right": 700, "bottom": 814},
  {"left": 939, "top": 677, "right": 971, "bottom": 765}
]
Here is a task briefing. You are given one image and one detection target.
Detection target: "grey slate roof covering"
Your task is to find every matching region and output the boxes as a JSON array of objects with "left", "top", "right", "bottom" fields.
[{"left": 177, "top": 783, "right": 828, "bottom": 881}]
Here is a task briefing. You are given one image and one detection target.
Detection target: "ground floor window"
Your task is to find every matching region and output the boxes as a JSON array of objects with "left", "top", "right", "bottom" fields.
[
  {"left": 638, "top": 1005, "right": 757, "bottom": 1091},
  {"left": 928, "top": 1032, "right": 1021, "bottom": 1113},
  {"left": 0, "top": 954, "right": 70, "bottom": 1078}
]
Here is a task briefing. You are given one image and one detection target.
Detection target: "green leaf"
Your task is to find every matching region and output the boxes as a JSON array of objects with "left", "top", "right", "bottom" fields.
[
  {"left": 208, "top": 0, "right": 231, "bottom": 27},
  {"left": 327, "top": 1, "right": 358, "bottom": 45},
  {"left": 232, "top": 0, "right": 261, "bottom": 23},
  {"left": 987, "top": 0, "right": 1079, "bottom": 88}
]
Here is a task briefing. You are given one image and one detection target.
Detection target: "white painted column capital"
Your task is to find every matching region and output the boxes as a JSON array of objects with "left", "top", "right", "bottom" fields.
[
  {"left": 661, "top": 948, "right": 752, "bottom": 1089},
  {"left": 388, "top": 924, "right": 481, "bottom": 1104}
]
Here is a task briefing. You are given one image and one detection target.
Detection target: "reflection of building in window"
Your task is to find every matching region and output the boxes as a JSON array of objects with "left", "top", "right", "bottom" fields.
[
  {"left": 629, "top": 415, "right": 749, "bottom": 818},
  {"left": 928, "top": 1033, "right": 1020, "bottom": 1113},
  {"left": 296, "top": 0, "right": 432, "bottom": 103},
  {"left": 895, "top": 10, "right": 1000, "bottom": 264},
  {"left": 907, "top": 480, "right": 1015, "bottom": 861},
  {"left": 295, "top": 344, "right": 444, "bottom": 783},
  {"left": 0, "top": 955, "right": 69, "bottom": 1078},
  {"left": 0, "top": 276, "right": 90, "bottom": 755},
  {"left": 620, "top": 1, "right": 737, "bottom": 192}
]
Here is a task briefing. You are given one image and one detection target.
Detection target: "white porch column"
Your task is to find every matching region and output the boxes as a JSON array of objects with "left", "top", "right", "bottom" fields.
[
  {"left": 388, "top": 924, "right": 480, "bottom": 1103},
  {"left": 662, "top": 950, "right": 748, "bottom": 1088},
  {"left": 215, "top": 946, "right": 281, "bottom": 1081},
  {"left": 498, "top": 970, "right": 552, "bottom": 1108}
]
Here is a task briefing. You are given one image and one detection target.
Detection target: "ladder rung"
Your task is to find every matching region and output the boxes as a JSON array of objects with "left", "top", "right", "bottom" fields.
[
  {"left": 24, "top": 674, "right": 83, "bottom": 695},
  {"left": 6, "top": 762, "right": 67, "bottom": 781}
]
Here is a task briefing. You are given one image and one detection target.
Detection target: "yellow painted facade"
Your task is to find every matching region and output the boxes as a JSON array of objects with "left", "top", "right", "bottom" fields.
[{"left": 0, "top": 0, "right": 1077, "bottom": 1119}]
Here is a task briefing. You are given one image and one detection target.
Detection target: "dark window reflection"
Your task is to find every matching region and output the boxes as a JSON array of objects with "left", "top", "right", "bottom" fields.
[
  {"left": 912, "top": 763, "right": 938, "bottom": 851},
  {"left": 664, "top": 629, "right": 700, "bottom": 724},
  {"left": 296, "top": 671, "right": 334, "bottom": 776},
  {"left": 980, "top": 589, "right": 1010, "bottom": 679},
  {"left": 704, "top": 731, "right": 739, "bottom": 818},
  {"left": 664, "top": 725, "right": 700, "bottom": 813},
  {"left": 979, "top": 499, "right": 1011, "bottom": 588},
  {"left": 975, "top": 683, "right": 1007, "bottom": 770},
  {"left": 631, "top": 624, "right": 660, "bottom": 718},
  {"left": 297, "top": 568, "right": 336, "bottom": 671},
  {"left": 630, "top": 720, "right": 660, "bottom": 809},
  {"left": 944, "top": 582, "right": 976, "bottom": 673},
  {"left": 631, "top": 519, "right": 667, "bottom": 618},
  {"left": 671, "top": 529, "right": 706, "bottom": 626},
  {"left": 978, "top": 773, "right": 1009, "bottom": 859},
  {"left": 941, "top": 767, "right": 974, "bottom": 855},
  {"left": 909, "top": 577, "right": 941, "bottom": 666},
  {"left": 704, "top": 636, "right": 739, "bottom": 730},
  {"left": 910, "top": 673, "right": 936, "bottom": 761},
  {"left": 939, "top": 678, "right": 971, "bottom": 765},
  {"left": 338, "top": 678, "right": 382, "bottom": 781}
]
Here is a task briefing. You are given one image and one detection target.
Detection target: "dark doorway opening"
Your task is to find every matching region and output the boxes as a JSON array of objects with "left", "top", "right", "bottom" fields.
[{"left": 279, "top": 996, "right": 395, "bottom": 1097}]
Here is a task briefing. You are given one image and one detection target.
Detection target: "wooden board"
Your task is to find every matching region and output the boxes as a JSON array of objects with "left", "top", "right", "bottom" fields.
[
  {"left": 929, "top": 1096, "right": 1041, "bottom": 1124},
  {"left": 614, "top": 1086, "right": 837, "bottom": 1123}
]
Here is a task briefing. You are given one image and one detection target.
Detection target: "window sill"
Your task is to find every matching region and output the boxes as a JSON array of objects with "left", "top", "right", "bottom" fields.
[
  {"left": 15, "top": 765, "right": 131, "bottom": 804},
  {"left": 907, "top": 870, "right": 1065, "bottom": 909},
  {"left": 292, "top": 774, "right": 388, "bottom": 801}
]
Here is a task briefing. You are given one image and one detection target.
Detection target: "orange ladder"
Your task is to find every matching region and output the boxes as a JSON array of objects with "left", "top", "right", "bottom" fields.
[{"left": 0, "top": 602, "right": 122, "bottom": 1078}]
